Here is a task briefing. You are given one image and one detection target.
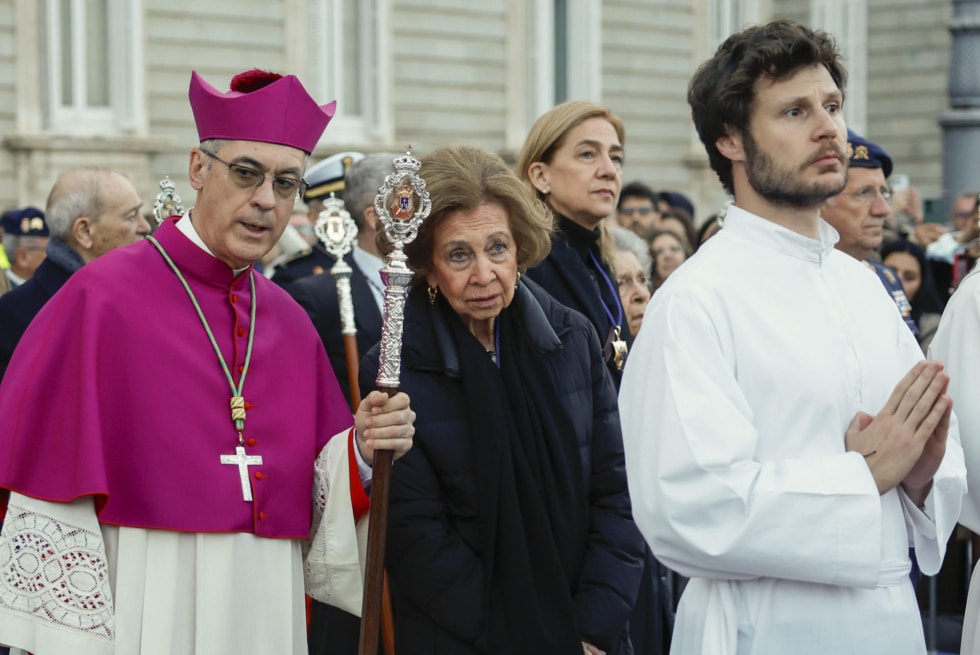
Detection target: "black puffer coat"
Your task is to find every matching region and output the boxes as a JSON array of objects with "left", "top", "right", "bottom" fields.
[{"left": 361, "top": 279, "right": 643, "bottom": 654}]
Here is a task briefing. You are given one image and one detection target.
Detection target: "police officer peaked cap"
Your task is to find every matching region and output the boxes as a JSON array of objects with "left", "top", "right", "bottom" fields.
[
  {"left": 1, "top": 206, "right": 49, "bottom": 237},
  {"left": 303, "top": 151, "right": 365, "bottom": 202},
  {"left": 845, "top": 130, "right": 893, "bottom": 178}
]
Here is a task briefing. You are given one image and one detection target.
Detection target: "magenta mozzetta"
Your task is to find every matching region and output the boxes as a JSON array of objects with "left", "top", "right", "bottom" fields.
[{"left": 0, "top": 217, "right": 352, "bottom": 538}]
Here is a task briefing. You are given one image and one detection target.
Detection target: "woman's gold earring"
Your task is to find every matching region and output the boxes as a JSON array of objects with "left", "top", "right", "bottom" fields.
[{"left": 428, "top": 285, "right": 438, "bottom": 305}]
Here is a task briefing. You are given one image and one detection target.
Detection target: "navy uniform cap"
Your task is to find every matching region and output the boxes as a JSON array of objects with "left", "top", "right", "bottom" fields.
[
  {"left": 1, "top": 206, "right": 49, "bottom": 236},
  {"left": 846, "top": 130, "right": 892, "bottom": 178},
  {"left": 303, "top": 151, "right": 365, "bottom": 202}
]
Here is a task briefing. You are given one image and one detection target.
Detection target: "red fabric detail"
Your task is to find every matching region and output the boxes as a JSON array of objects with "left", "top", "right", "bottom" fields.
[
  {"left": 229, "top": 69, "right": 283, "bottom": 93},
  {"left": 348, "top": 429, "right": 370, "bottom": 521}
]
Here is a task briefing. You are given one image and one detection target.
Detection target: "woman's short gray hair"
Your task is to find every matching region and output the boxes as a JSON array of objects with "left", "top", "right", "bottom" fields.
[{"left": 608, "top": 225, "right": 652, "bottom": 275}]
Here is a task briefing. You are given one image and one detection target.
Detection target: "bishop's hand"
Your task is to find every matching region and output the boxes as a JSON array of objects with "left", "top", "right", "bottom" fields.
[{"left": 354, "top": 390, "right": 416, "bottom": 464}]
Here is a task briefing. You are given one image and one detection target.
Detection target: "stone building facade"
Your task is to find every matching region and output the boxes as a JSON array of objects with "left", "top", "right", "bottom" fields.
[{"left": 0, "top": 1, "right": 959, "bottom": 225}]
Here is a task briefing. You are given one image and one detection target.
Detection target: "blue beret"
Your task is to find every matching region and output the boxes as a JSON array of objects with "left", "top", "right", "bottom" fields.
[
  {"left": 846, "top": 130, "right": 893, "bottom": 178},
  {"left": 1, "top": 206, "right": 49, "bottom": 237},
  {"left": 303, "top": 151, "right": 365, "bottom": 202},
  {"left": 657, "top": 190, "right": 696, "bottom": 218}
]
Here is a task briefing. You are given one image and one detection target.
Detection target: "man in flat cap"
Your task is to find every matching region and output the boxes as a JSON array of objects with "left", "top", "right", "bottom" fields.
[
  {"left": 0, "top": 168, "right": 148, "bottom": 381},
  {"left": 0, "top": 208, "right": 49, "bottom": 296},
  {"left": 821, "top": 130, "right": 918, "bottom": 337},
  {"left": 270, "top": 150, "right": 365, "bottom": 286},
  {"left": 0, "top": 69, "right": 414, "bottom": 655}
]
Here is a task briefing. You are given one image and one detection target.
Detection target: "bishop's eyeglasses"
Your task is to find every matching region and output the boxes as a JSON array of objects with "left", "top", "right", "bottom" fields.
[{"left": 202, "top": 150, "right": 307, "bottom": 201}]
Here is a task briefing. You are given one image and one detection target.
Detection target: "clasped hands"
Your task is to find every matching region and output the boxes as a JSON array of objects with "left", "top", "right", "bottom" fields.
[{"left": 845, "top": 360, "right": 951, "bottom": 507}]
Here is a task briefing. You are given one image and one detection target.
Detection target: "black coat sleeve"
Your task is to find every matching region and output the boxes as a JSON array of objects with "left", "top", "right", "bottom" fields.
[{"left": 572, "top": 320, "right": 645, "bottom": 650}]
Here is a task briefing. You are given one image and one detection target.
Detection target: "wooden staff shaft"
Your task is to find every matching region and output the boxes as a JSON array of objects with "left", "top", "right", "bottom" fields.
[
  {"left": 343, "top": 334, "right": 363, "bottom": 409},
  {"left": 342, "top": 333, "right": 395, "bottom": 655},
  {"left": 382, "top": 573, "right": 395, "bottom": 655},
  {"left": 358, "top": 385, "right": 397, "bottom": 655},
  {"left": 360, "top": 147, "right": 427, "bottom": 655}
]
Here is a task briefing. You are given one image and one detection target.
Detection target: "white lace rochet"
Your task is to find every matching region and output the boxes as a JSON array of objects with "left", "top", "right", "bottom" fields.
[
  {"left": 0, "top": 430, "right": 365, "bottom": 654},
  {"left": 0, "top": 494, "right": 113, "bottom": 655},
  {"left": 302, "top": 430, "right": 369, "bottom": 617}
]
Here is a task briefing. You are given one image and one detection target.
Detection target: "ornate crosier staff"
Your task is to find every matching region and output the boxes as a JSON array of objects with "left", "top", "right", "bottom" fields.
[
  {"left": 152, "top": 176, "right": 185, "bottom": 225},
  {"left": 317, "top": 193, "right": 398, "bottom": 655},
  {"left": 315, "top": 194, "right": 362, "bottom": 407},
  {"left": 358, "top": 148, "right": 431, "bottom": 655}
]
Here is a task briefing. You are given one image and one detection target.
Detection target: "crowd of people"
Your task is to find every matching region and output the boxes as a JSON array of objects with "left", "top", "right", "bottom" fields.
[{"left": 0, "top": 16, "right": 979, "bottom": 655}]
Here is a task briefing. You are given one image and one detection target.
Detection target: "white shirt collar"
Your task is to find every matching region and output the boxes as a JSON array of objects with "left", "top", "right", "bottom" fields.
[
  {"left": 5, "top": 268, "right": 25, "bottom": 287},
  {"left": 724, "top": 204, "right": 839, "bottom": 263},
  {"left": 176, "top": 211, "right": 250, "bottom": 276}
]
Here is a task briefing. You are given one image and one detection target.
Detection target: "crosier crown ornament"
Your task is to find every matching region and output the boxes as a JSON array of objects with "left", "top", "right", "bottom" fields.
[
  {"left": 374, "top": 147, "right": 431, "bottom": 388},
  {"left": 316, "top": 194, "right": 359, "bottom": 336},
  {"left": 152, "top": 176, "right": 185, "bottom": 225}
]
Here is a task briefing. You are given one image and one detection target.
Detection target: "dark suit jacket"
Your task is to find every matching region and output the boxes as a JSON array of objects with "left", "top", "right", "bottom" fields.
[
  {"left": 270, "top": 244, "right": 336, "bottom": 287},
  {"left": 0, "top": 256, "right": 75, "bottom": 380},
  {"left": 285, "top": 253, "right": 383, "bottom": 407},
  {"left": 526, "top": 233, "right": 632, "bottom": 388}
]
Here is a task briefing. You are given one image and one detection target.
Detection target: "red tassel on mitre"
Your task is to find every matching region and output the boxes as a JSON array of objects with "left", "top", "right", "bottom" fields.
[
  {"left": 189, "top": 69, "right": 336, "bottom": 152},
  {"left": 230, "top": 69, "right": 284, "bottom": 93}
]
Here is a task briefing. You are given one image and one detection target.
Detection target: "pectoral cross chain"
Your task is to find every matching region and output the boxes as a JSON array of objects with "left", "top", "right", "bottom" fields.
[{"left": 220, "top": 445, "right": 263, "bottom": 501}]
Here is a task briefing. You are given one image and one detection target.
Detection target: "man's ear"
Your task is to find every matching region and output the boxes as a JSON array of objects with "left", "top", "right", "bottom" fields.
[
  {"left": 716, "top": 130, "right": 745, "bottom": 163},
  {"left": 188, "top": 148, "right": 207, "bottom": 191},
  {"left": 363, "top": 206, "right": 378, "bottom": 232},
  {"left": 72, "top": 216, "right": 95, "bottom": 252}
]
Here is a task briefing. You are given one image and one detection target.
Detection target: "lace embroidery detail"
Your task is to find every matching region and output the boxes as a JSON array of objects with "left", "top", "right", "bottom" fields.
[
  {"left": 0, "top": 503, "right": 114, "bottom": 640},
  {"left": 303, "top": 434, "right": 365, "bottom": 616},
  {"left": 303, "top": 447, "right": 334, "bottom": 596}
]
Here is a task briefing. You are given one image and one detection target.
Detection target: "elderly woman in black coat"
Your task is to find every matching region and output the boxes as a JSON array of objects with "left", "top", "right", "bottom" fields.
[{"left": 361, "top": 145, "right": 643, "bottom": 655}]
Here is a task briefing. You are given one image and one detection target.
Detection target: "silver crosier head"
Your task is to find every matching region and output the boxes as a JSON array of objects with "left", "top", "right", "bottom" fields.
[
  {"left": 373, "top": 148, "right": 431, "bottom": 250},
  {"left": 373, "top": 147, "right": 431, "bottom": 389},
  {"left": 315, "top": 193, "right": 358, "bottom": 260},
  {"left": 152, "top": 176, "right": 185, "bottom": 225}
]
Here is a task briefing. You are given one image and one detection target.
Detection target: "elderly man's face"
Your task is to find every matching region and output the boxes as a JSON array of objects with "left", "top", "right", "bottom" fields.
[
  {"left": 189, "top": 140, "right": 306, "bottom": 269},
  {"left": 86, "top": 173, "right": 148, "bottom": 261},
  {"left": 821, "top": 166, "right": 890, "bottom": 259},
  {"left": 15, "top": 236, "right": 48, "bottom": 277}
]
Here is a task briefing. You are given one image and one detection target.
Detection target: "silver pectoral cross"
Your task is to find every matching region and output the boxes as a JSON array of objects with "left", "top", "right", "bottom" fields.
[{"left": 220, "top": 445, "right": 263, "bottom": 501}]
